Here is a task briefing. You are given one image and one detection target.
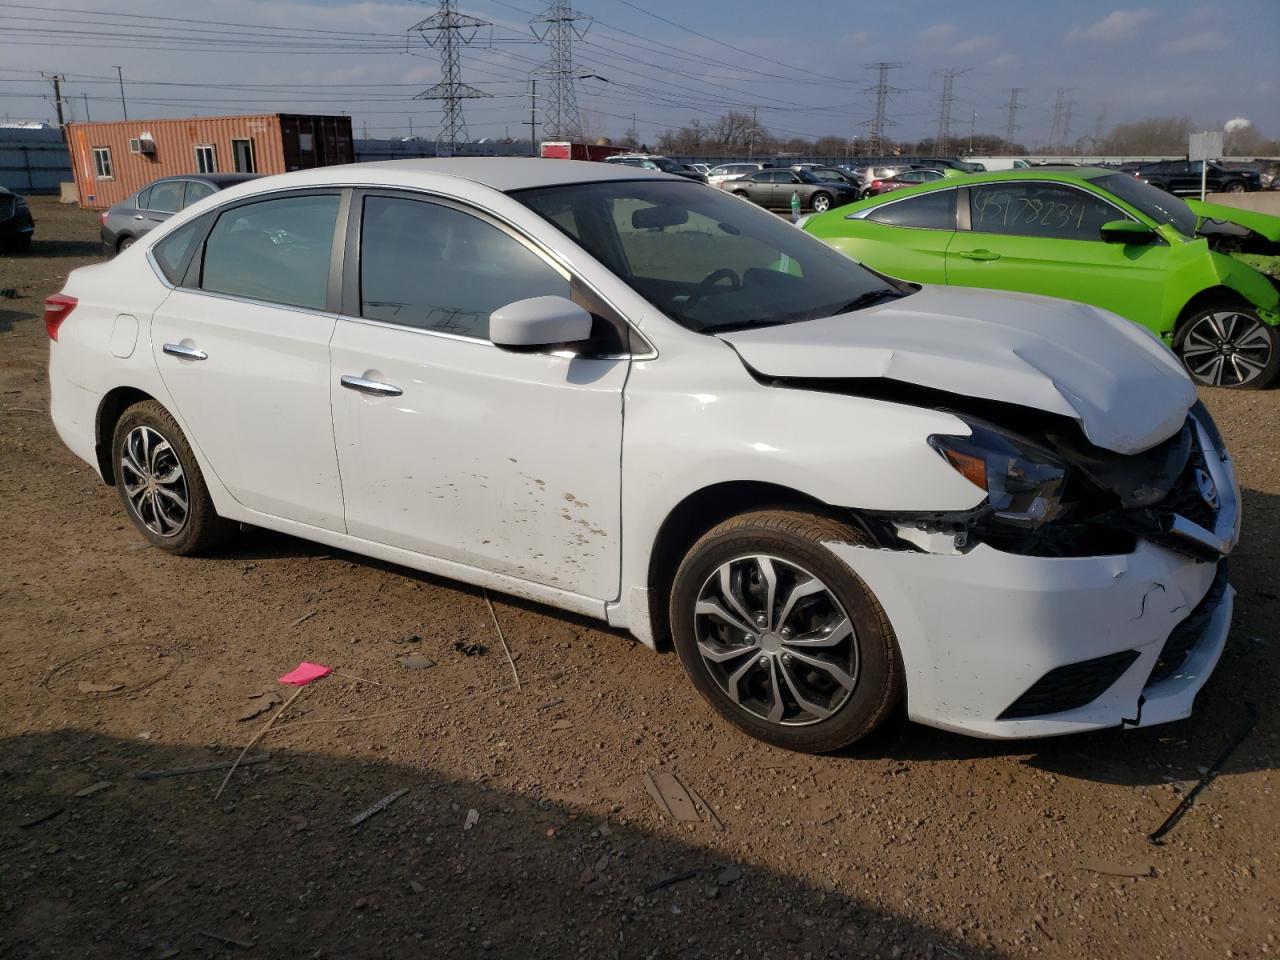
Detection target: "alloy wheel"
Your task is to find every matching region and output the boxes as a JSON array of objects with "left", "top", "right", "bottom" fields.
[
  {"left": 693, "top": 554, "right": 858, "bottom": 726},
  {"left": 812, "top": 194, "right": 831, "bottom": 212},
  {"left": 1180, "top": 311, "right": 1274, "bottom": 387},
  {"left": 119, "top": 425, "right": 189, "bottom": 537}
]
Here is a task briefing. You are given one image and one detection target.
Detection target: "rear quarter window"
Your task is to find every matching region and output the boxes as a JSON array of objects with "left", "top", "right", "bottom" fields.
[{"left": 866, "top": 189, "right": 956, "bottom": 229}]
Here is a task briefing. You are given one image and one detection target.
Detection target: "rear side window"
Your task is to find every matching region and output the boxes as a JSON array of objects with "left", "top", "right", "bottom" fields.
[
  {"left": 201, "top": 194, "right": 339, "bottom": 310},
  {"left": 866, "top": 189, "right": 956, "bottom": 229},
  {"left": 183, "top": 180, "right": 216, "bottom": 207},
  {"left": 152, "top": 216, "right": 209, "bottom": 285},
  {"left": 135, "top": 187, "right": 152, "bottom": 209},
  {"left": 968, "top": 182, "right": 1123, "bottom": 241},
  {"left": 358, "top": 195, "right": 569, "bottom": 339},
  {"left": 148, "top": 181, "right": 184, "bottom": 214}
]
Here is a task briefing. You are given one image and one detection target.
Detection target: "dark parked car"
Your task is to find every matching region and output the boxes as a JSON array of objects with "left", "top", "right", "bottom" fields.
[
  {"left": 0, "top": 185, "right": 34, "bottom": 252},
  {"left": 802, "top": 166, "right": 862, "bottom": 189},
  {"left": 100, "top": 173, "right": 258, "bottom": 255},
  {"left": 864, "top": 168, "right": 947, "bottom": 197},
  {"left": 725, "top": 168, "right": 860, "bottom": 212},
  {"left": 1136, "top": 160, "right": 1260, "bottom": 195},
  {"left": 602, "top": 154, "right": 707, "bottom": 183}
]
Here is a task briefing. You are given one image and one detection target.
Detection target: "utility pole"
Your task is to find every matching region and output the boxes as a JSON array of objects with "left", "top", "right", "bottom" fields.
[
  {"left": 863, "top": 61, "right": 902, "bottom": 157},
  {"left": 933, "top": 67, "right": 967, "bottom": 156},
  {"left": 114, "top": 66, "right": 127, "bottom": 120},
  {"left": 525, "top": 78, "right": 538, "bottom": 155},
  {"left": 45, "top": 73, "right": 67, "bottom": 142},
  {"left": 530, "top": 1, "right": 591, "bottom": 140},
  {"left": 968, "top": 109, "right": 976, "bottom": 153},
  {"left": 749, "top": 105, "right": 758, "bottom": 159},
  {"left": 410, "top": 0, "right": 491, "bottom": 153},
  {"left": 1002, "top": 87, "right": 1024, "bottom": 145},
  {"left": 82, "top": 92, "right": 91, "bottom": 122},
  {"left": 1061, "top": 98, "right": 1075, "bottom": 152}
]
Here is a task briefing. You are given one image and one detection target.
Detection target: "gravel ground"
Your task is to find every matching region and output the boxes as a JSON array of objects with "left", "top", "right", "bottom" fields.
[{"left": 1, "top": 197, "right": 1277, "bottom": 960}]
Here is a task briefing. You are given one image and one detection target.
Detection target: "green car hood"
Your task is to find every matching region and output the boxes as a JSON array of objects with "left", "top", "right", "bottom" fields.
[{"left": 1186, "top": 199, "right": 1280, "bottom": 242}]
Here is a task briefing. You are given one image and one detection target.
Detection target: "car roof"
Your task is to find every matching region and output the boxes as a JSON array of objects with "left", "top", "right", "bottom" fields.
[
  {"left": 147, "top": 172, "right": 259, "bottom": 186},
  {"left": 201, "top": 158, "right": 681, "bottom": 194}
]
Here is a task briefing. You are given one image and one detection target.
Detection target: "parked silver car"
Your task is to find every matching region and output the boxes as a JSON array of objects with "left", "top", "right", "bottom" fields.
[{"left": 100, "top": 173, "right": 258, "bottom": 255}]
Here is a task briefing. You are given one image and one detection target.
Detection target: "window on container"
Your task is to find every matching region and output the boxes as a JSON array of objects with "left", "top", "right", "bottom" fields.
[
  {"left": 194, "top": 144, "right": 217, "bottom": 174},
  {"left": 232, "top": 138, "right": 256, "bottom": 174},
  {"left": 200, "top": 193, "right": 339, "bottom": 310},
  {"left": 92, "top": 147, "right": 113, "bottom": 179}
]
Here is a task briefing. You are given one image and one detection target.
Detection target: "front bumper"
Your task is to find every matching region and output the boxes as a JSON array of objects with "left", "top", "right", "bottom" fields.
[{"left": 826, "top": 417, "right": 1240, "bottom": 740}]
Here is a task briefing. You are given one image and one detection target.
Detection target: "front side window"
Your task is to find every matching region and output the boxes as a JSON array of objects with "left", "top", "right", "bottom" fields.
[
  {"left": 194, "top": 144, "right": 217, "bottom": 174},
  {"left": 147, "top": 180, "right": 184, "bottom": 214},
  {"left": 92, "top": 147, "right": 113, "bottom": 179},
  {"left": 359, "top": 195, "right": 569, "bottom": 339},
  {"left": 1093, "top": 173, "right": 1196, "bottom": 236},
  {"left": 867, "top": 189, "right": 956, "bottom": 229},
  {"left": 968, "top": 182, "right": 1124, "bottom": 241},
  {"left": 516, "top": 179, "right": 900, "bottom": 334},
  {"left": 201, "top": 193, "right": 339, "bottom": 310}
]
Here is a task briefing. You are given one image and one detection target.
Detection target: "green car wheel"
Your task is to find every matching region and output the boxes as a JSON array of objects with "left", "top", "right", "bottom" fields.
[{"left": 1177, "top": 305, "right": 1280, "bottom": 389}]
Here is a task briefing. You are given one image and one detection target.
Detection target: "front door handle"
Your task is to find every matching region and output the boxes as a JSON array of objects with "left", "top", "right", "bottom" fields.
[
  {"left": 956, "top": 249, "right": 1001, "bottom": 261},
  {"left": 162, "top": 342, "right": 208, "bottom": 361},
  {"left": 133, "top": 214, "right": 145, "bottom": 221},
  {"left": 340, "top": 374, "right": 403, "bottom": 397}
]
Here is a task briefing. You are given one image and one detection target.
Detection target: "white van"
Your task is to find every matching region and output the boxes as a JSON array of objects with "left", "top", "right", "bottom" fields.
[{"left": 964, "top": 157, "right": 1031, "bottom": 172}]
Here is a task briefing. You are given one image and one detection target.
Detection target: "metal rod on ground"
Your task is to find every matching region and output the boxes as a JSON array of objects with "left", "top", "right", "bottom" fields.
[
  {"left": 214, "top": 685, "right": 308, "bottom": 800},
  {"left": 483, "top": 588, "right": 521, "bottom": 690}
]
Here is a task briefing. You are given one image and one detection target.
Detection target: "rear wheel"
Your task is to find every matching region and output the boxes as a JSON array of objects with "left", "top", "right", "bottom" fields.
[
  {"left": 1176, "top": 304, "right": 1280, "bottom": 389},
  {"left": 117, "top": 236, "right": 135, "bottom": 253},
  {"left": 669, "top": 509, "right": 902, "bottom": 753},
  {"left": 111, "top": 400, "right": 234, "bottom": 554},
  {"left": 1222, "top": 180, "right": 1247, "bottom": 193},
  {"left": 811, "top": 192, "right": 832, "bottom": 212}
]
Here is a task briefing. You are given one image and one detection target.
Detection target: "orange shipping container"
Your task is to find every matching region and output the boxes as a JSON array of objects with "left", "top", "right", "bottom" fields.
[{"left": 65, "top": 113, "right": 353, "bottom": 209}]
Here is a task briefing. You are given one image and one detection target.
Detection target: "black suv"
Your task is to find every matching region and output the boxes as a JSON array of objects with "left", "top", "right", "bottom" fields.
[
  {"left": 1136, "top": 160, "right": 1260, "bottom": 195},
  {"left": 0, "top": 185, "right": 34, "bottom": 252}
]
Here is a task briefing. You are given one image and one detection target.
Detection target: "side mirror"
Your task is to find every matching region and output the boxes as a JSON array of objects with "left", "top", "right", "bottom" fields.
[
  {"left": 1100, "top": 219, "right": 1156, "bottom": 244},
  {"left": 490, "top": 296, "right": 592, "bottom": 350}
]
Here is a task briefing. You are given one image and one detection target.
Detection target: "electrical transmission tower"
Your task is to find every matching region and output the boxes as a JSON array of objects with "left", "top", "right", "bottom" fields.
[
  {"left": 1061, "top": 98, "right": 1075, "bottom": 150},
  {"left": 933, "top": 68, "right": 967, "bottom": 155},
  {"left": 863, "top": 61, "right": 903, "bottom": 156},
  {"left": 410, "top": 0, "right": 491, "bottom": 152},
  {"left": 1002, "top": 87, "right": 1025, "bottom": 145},
  {"left": 530, "top": 1, "right": 592, "bottom": 140},
  {"left": 1047, "top": 87, "right": 1075, "bottom": 150}
]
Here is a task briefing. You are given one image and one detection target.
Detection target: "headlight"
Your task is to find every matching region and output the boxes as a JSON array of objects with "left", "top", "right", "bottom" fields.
[{"left": 929, "top": 419, "right": 1068, "bottom": 528}]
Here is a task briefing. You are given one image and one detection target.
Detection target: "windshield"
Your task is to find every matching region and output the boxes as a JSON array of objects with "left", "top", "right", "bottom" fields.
[
  {"left": 513, "top": 179, "right": 901, "bottom": 333},
  {"left": 651, "top": 157, "right": 682, "bottom": 173},
  {"left": 1093, "top": 173, "right": 1198, "bottom": 237}
]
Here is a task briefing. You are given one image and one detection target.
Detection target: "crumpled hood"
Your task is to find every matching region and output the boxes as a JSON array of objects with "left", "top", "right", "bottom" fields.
[
  {"left": 1187, "top": 199, "right": 1280, "bottom": 243},
  {"left": 718, "top": 286, "right": 1197, "bottom": 455}
]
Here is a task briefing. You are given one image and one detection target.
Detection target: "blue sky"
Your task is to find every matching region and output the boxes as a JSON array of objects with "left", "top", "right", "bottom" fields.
[{"left": 1, "top": 0, "right": 1277, "bottom": 146}]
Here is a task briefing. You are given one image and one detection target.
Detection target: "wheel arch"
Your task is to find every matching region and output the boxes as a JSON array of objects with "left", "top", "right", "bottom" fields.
[
  {"left": 643, "top": 480, "right": 872, "bottom": 650},
  {"left": 1175, "top": 285, "right": 1256, "bottom": 337},
  {"left": 95, "top": 386, "right": 159, "bottom": 484}
]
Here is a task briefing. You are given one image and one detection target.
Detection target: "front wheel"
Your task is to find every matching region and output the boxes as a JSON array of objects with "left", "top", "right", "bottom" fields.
[
  {"left": 1177, "top": 305, "right": 1280, "bottom": 389},
  {"left": 669, "top": 509, "right": 902, "bottom": 753},
  {"left": 111, "top": 400, "right": 234, "bottom": 554},
  {"left": 811, "top": 192, "right": 832, "bottom": 212}
]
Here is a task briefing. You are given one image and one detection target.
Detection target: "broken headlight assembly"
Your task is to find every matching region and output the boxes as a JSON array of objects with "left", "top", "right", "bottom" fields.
[{"left": 929, "top": 419, "right": 1068, "bottom": 529}]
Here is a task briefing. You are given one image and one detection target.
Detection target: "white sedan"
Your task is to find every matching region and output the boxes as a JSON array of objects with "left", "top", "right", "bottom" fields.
[{"left": 47, "top": 159, "right": 1239, "bottom": 752}]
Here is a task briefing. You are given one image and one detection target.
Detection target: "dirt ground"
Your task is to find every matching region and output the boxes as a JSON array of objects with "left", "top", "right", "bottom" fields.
[{"left": 1, "top": 197, "right": 1277, "bottom": 960}]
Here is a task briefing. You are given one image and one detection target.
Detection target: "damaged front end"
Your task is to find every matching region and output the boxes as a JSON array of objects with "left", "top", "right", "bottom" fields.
[
  {"left": 865, "top": 399, "right": 1238, "bottom": 562},
  {"left": 1187, "top": 200, "right": 1280, "bottom": 319}
]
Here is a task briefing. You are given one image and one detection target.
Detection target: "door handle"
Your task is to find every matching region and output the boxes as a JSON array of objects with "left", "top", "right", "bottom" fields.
[
  {"left": 162, "top": 342, "right": 208, "bottom": 361},
  {"left": 340, "top": 374, "right": 402, "bottom": 397},
  {"left": 956, "top": 249, "right": 1001, "bottom": 261},
  {"left": 133, "top": 214, "right": 145, "bottom": 221}
]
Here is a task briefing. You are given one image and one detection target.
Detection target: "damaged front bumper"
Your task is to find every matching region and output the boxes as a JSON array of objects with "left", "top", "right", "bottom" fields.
[{"left": 825, "top": 413, "right": 1241, "bottom": 740}]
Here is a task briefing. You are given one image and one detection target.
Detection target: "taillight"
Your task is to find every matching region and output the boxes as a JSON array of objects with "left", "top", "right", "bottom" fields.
[
  {"left": 870, "top": 180, "right": 882, "bottom": 189},
  {"left": 100, "top": 211, "right": 109, "bottom": 226},
  {"left": 44, "top": 293, "right": 78, "bottom": 341}
]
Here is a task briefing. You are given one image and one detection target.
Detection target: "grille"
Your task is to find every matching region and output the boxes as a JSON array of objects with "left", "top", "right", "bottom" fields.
[
  {"left": 1146, "top": 561, "right": 1228, "bottom": 687},
  {"left": 997, "top": 650, "right": 1141, "bottom": 720},
  {"left": 0, "top": 194, "right": 14, "bottom": 221}
]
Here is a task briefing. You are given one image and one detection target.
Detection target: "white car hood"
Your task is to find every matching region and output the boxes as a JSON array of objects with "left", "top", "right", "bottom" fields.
[{"left": 718, "top": 286, "right": 1197, "bottom": 455}]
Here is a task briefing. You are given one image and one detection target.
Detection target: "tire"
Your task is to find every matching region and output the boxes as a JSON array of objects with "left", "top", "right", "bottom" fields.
[
  {"left": 810, "top": 192, "right": 832, "bottom": 212},
  {"left": 1222, "top": 180, "right": 1246, "bottom": 194},
  {"left": 669, "top": 509, "right": 903, "bottom": 753},
  {"left": 732, "top": 190, "right": 749, "bottom": 199},
  {"left": 1176, "top": 303, "right": 1280, "bottom": 389},
  {"left": 111, "top": 400, "right": 234, "bottom": 554},
  {"left": 117, "top": 236, "right": 135, "bottom": 253}
]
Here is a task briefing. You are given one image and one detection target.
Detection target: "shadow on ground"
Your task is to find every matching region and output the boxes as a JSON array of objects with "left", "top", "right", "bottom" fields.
[{"left": 0, "top": 730, "right": 1001, "bottom": 960}]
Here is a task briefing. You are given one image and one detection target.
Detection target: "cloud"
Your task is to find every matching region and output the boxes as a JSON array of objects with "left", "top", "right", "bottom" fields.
[
  {"left": 953, "top": 34, "right": 997, "bottom": 55},
  {"left": 1066, "top": 7, "right": 1156, "bottom": 43},
  {"left": 919, "top": 22, "right": 959, "bottom": 46},
  {"left": 847, "top": 30, "right": 871, "bottom": 47},
  {"left": 990, "top": 53, "right": 1018, "bottom": 69},
  {"left": 1161, "top": 31, "right": 1229, "bottom": 53},
  {"left": 919, "top": 21, "right": 997, "bottom": 57}
]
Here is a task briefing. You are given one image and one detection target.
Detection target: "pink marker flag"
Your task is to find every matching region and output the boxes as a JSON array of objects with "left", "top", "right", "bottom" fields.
[{"left": 278, "top": 661, "right": 332, "bottom": 686}]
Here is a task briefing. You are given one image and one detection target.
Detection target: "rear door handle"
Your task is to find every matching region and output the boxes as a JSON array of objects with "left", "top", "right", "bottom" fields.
[
  {"left": 956, "top": 249, "right": 1001, "bottom": 261},
  {"left": 162, "top": 342, "right": 208, "bottom": 361},
  {"left": 133, "top": 214, "right": 145, "bottom": 221},
  {"left": 340, "top": 374, "right": 403, "bottom": 397}
]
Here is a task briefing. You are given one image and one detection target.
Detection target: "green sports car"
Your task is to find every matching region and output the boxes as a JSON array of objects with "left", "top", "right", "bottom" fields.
[{"left": 802, "top": 168, "right": 1280, "bottom": 388}]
